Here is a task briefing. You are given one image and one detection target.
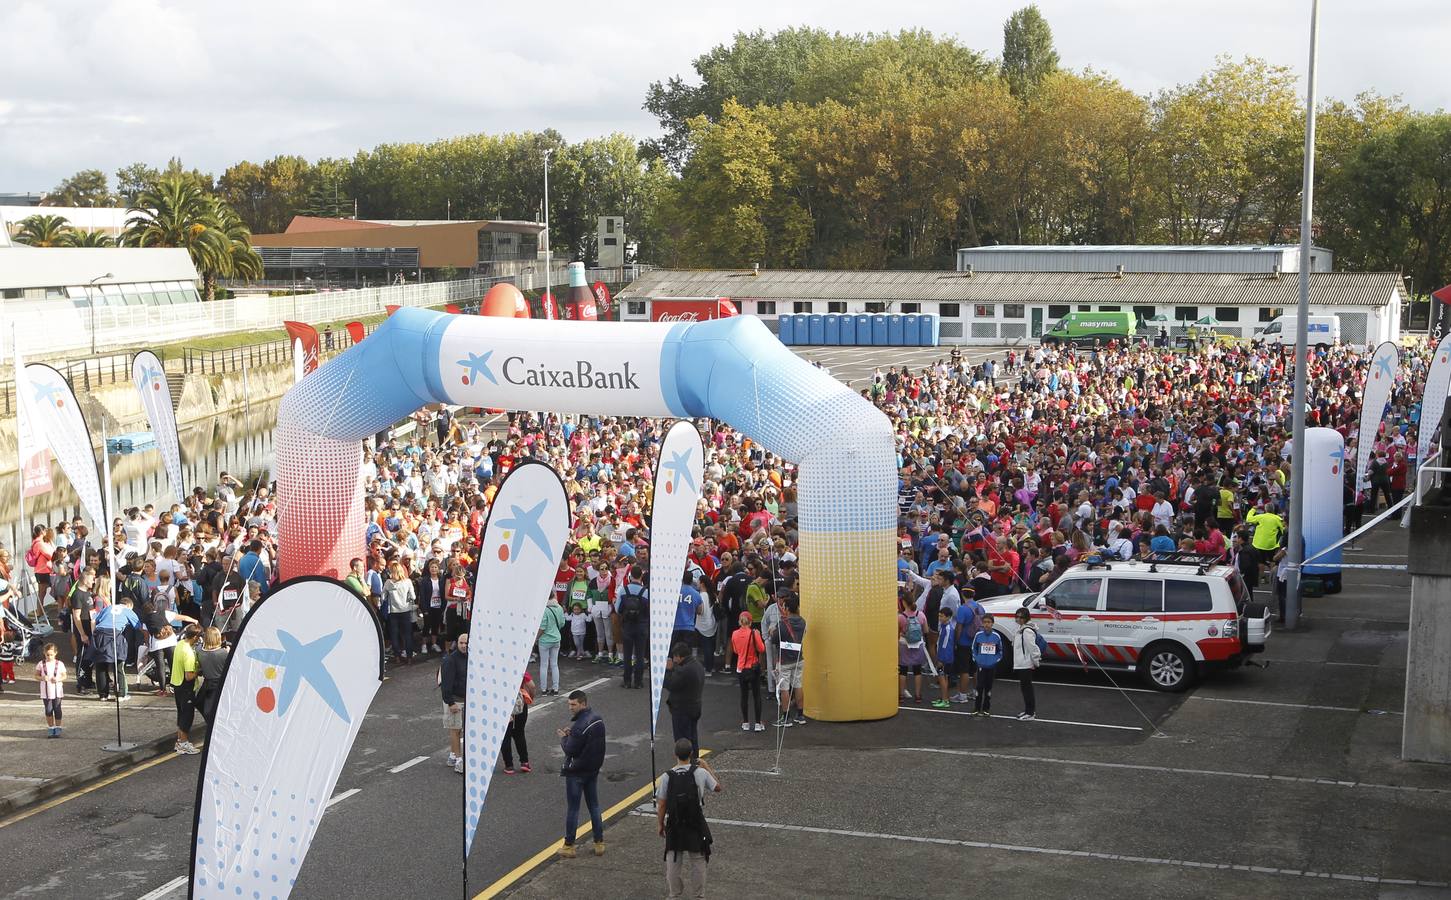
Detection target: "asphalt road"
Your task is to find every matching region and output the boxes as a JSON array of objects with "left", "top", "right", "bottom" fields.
[{"left": 4, "top": 645, "right": 1185, "bottom": 900}]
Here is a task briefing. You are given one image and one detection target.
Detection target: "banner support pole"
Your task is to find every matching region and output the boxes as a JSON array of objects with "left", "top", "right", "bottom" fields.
[{"left": 100, "top": 417, "right": 138, "bottom": 753}]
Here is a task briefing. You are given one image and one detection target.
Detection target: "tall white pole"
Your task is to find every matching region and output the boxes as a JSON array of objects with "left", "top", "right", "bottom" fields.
[
  {"left": 12, "top": 322, "right": 29, "bottom": 614},
  {"left": 543, "top": 148, "right": 553, "bottom": 304},
  {"left": 1285, "top": 0, "right": 1320, "bottom": 630}
]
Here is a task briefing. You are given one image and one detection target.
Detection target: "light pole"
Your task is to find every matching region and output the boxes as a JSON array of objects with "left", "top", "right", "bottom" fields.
[
  {"left": 543, "top": 148, "right": 553, "bottom": 305},
  {"left": 87, "top": 272, "right": 113, "bottom": 356},
  {"left": 1284, "top": 0, "right": 1320, "bottom": 631}
]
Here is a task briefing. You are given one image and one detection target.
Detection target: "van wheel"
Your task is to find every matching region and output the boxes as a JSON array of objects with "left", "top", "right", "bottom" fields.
[{"left": 1140, "top": 642, "right": 1194, "bottom": 692}]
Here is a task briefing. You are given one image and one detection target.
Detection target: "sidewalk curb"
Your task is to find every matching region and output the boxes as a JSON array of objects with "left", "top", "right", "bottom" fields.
[{"left": 0, "top": 727, "right": 204, "bottom": 820}]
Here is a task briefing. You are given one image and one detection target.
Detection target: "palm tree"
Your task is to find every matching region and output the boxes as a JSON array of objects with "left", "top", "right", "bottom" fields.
[
  {"left": 124, "top": 174, "right": 260, "bottom": 300},
  {"left": 14, "top": 214, "right": 77, "bottom": 247},
  {"left": 66, "top": 229, "right": 116, "bottom": 248}
]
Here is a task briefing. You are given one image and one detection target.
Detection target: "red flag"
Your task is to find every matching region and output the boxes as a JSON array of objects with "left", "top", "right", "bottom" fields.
[
  {"left": 385, "top": 304, "right": 400, "bottom": 316},
  {"left": 539, "top": 291, "right": 559, "bottom": 320},
  {"left": 590, "top": 281, "right": 612, "bottom": 316},
  {"left": 345, "top": 321, "right": 365, "bottom": 344},
  {"left": 445, "top": 303, "right": 461, "bottom": 315},
  {"left": 1433, "top": 284, "right": 1451, "bottom": 304},
  {"left": 717, "top": 298, "right": 739, "bottom": 318},
  {"left": 283, "top": 321, "right": 320, "bottom": 376}
]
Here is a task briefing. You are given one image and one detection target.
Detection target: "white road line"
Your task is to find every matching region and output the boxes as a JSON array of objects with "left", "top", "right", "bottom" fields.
[
  {"left": 626, "top": 813, "right": 1450, "bottom": 889},
  {"left": 1188, "top": 695, "right": 1403, "bottom": 715},
  {"left": 135, "top": 875, "right": 187, "bottom": 900},
  {"left": 903, "top": 748, "right": 1450, "bottom": 796},
  {"left": 530, "top": 675, "right": 613, "bottom": 714},
  {"left": 0, "top": 774, "right": 47, "bottom": 783},
  {"left": 388, "top": 755, "right": 429, "bottom": 774},
  {"left": 1259, "top": 659, "right": 1397, "bottom": 668},
  {"left": 896, "top": 704, "right": 1143, "bottom": 732},
  {"left": 0, "top": 700, "right": 174, "bottom": 712},
  {"left": 1030, "top": 679, "right": 1159, "bottom": 695},
  {"left": 325, "top": 787, "right": 360, "bottom": 809}
]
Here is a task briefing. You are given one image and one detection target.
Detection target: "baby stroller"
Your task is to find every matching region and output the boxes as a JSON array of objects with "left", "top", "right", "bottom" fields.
[{"left": 2, "top": 602, "right": 52, "bottom": 664}]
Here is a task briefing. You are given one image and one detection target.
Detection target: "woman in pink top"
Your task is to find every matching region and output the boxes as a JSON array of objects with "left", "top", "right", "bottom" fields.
[{"left": 29, "top": 525, "right": 56, "bottom": 600}]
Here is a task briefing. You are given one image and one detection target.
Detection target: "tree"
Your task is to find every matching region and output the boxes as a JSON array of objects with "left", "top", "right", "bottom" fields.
[
  {"left": 115, "top": 163, "right": 162, "bottom": 206},
  {"left": 68, "top": 229, "right": 116, "bottom": 248},
  {"left": 42, "top": 169, "right": 115, "bottom": 207},
  {"left": 1001, "top": 5, "right": 1059, "bottom": 98},
  {"left": 125, "top": 174, "right": 261, "bottom": 300},
  {"left": 219, "top": 155, "right": 313, "bottom": 234},
  {"left": 13, "top": 214, "right": 77, "bottom": 246}
]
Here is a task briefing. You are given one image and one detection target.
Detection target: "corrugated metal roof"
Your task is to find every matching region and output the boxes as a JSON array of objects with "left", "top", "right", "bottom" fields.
[
  {"left": 957, "top": 244, "right": 1331, "bottom": 254},
  {"left": 617, "top": 269, "right": 1403, "bottom": 307}
]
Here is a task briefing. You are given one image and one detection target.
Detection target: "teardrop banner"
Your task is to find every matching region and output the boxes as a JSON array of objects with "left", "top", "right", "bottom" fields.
[
  {"left": 24, "top": 364, "right": 104, "bottom": 527},
  {"left": 344, "top": 321, "right": 365, "bottom": 345},
  {"left": 464, "top": 460, "right": 569, "bottom": 860},
  {"left": 648, "top": 420, "right": 705, "bottom": 729},
  {"left": 1417, "top": 332, "right": 1451, "bottom": 466},
  {"left": 284, "top": 321, "right": 320, "bottom": 385},
  {"left": 189, "top": 576, "right": 384, "bottom": 900},
  {"left": 132, "top": 350, "right": 185, "bottom": 503},
  {"left": 1354, "top": 340, "right": 1399, "bottom": 491},
  {"left": 12, "top": 341, "right": 53, "bottom": 498}
]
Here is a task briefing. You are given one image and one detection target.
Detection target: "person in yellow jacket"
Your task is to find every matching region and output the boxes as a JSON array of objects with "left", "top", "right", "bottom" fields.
[{"left": 1244, "top": 504, "right": 1285, "bottom": 578}]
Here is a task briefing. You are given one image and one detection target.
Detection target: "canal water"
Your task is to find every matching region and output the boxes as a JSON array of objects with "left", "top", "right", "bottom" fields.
[{"left": 0, "top": 398, "right": 279, "bottom": 552}]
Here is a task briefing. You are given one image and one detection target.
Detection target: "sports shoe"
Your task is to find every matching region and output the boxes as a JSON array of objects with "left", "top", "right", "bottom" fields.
[
  {"left": 593, "top": 841, "right": 605, "bottom": 857},
  {"left": 520, "top": 763, "right": 531, "bottom": 773},
  {"left": 793, "top": 715, "right": 807, "bottom": 725},
  {"left": 950, "top": 693, "right": 969, "bottom": 703},
  {"left": 1017, "top": 713, "right": 1036, "bottom": 721},
  {"left": 175, "top": 741, "right": 200, "bottom": 755},
  {"left": 503, "top": 767, "right": 516, "bottom": 775},
  {"left": 753, "top": 723, "right": 765, "bottom": 732},
  {"left": 446, "top": 753, "right": 459, "bottom": 766},
  {"left": 974, "top": 710, "right": 991, "bottom": 717},
  {"left": 454, "top": 760, "right": 464, "bottom": 775},
  {"left": 775, "top": 718, "right": 793, "bottom": 728},
  {"left": 740, "top": 722, "right": 751, "bottom": 731},
  {"left": 557, "top": 844, "right": 576, "bottom": 859},
  {"left": 931, "top": 699, "right": 951, "bottom": 709},
  {"left": 901, "top": 688, "right": 913, "bottom": 700}
]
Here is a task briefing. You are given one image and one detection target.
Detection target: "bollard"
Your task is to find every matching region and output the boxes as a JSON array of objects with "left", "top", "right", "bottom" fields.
[{"left": 1405, "top": 504, "right": 1451, "bottom": 763}]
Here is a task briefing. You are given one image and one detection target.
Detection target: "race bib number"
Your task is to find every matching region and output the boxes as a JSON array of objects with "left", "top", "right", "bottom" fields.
[
  {"left": 220, "top": 588, "right": 239, "bottom": 607},
  {"left": 780, "top": 641, "right": 802, "bottom": 653}
]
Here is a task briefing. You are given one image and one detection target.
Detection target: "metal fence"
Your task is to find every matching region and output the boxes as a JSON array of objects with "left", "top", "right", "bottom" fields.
[{"left": 5, "top": 265, "right": 646, "bottom": 359}]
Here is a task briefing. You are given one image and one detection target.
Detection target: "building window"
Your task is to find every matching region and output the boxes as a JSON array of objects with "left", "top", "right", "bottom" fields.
[
  {"left": 939, "top": 303, "right": 961, "bottom": 318},
  {"left": 793, "top": 301, "right": 813, "bottom": 314},
  {"left": 1098, "top": 305, "right": 1121, "bottom": 312},
  {"left": 1174, "top": 306, "right": 1198, "bottom": 322},
  {"left": 865, "top": 302, "right": 888, "bottom": 313},
  {"left": 1077, "top": 305, "right": 1091, "bottom": 312},
  {"left": 1048, "top": 304, "right": 1070, "bottom": 319},
  {"left": 1214, "top": 307, "right": 1240, "bottom": 322},
  {"left": 2, "top": 288, "right": 21, "bottom": 300},
  {"left": 757, "top": 301, "right": 777, "bottom": 315},
  {"left": 603, "top": 237, "right": 617, "bottom": 246},
  {"left": 606, "top": 219, "right": 615, "bottom": 234},
  {"left": 974, "top": 304, "right": 996, "bottom": 318},
  {"left": 1002, "top": 303, "right": 1025, "bottom": 319},
  {"left": 1259, "top": 307, "right": 1282, "bottom": 322},
  {"left": 626, "top": 301, "right": 646, "bottom": 316},
  {"left": 827, "top": 301, "right": 847, "bottom": 313},
  {"left": 900, "top": 302, "right": 921, "bottom": 313},
  {"left": 1133, "top": 305, "right": 1157, "bottom": 323}
]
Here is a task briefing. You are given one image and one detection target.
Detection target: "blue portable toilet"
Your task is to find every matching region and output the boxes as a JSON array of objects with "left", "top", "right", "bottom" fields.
[
  {"left": 794, "top": 314, "right": 811, "bottom": 343},
  {"left": 808, "top": 314, "right": 825, "bottom": 345},
  {"left": 839, "top": 313, "right": 857, "bottom": 345},
  {"left": 854, "top": 315, "right": 872, "bottom": 346},
  {"left": 887, "top": 314, "right": 904, "bottom": 346},
  {"left": 777, "top": 314, "right": 796, "bottom": 345},
  {"left": 871, "top": 314, "right": 889, "bottom": 346},
  {"left": 901, "top": 314, "right": 921, "bottom": 346},
  {"left": 920, "top": 314, "right": 940, "bottom": 346},
  {"left": 823, "top": 314, "right": 841, "bottom": 345}
]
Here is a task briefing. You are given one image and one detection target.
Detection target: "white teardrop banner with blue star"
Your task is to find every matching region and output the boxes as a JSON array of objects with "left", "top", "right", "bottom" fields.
[
  {"left": 464, "top": 460, "right": 569, "bottom": 858},
  {"left": 648, "top": 420, "right": 705, "bottom": 730}
]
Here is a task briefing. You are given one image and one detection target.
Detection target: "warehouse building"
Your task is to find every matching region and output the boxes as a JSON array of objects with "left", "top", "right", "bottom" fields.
[{"left": 617, "top": 267, "right": 1405, "bottom": 346}]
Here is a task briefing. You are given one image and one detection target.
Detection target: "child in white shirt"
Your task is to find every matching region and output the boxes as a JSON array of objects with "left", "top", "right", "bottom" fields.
[{"left": 565, "top": 603, "right": 590, "bottom": 659}]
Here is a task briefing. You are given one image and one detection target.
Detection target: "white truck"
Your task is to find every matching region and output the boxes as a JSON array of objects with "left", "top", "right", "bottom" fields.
[{"left": 1260, "top": 314, "right": 1339, "bottom": 349}]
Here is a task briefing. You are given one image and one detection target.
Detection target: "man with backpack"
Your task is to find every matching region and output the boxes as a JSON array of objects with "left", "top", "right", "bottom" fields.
[
  {"left": 1012, "top": 607, "right": 1044, "bottom": 720},
  {"left": 615, "top": 566, "right": 649, "bottom": 689},
  {"left": 656, "top": 737, "right": 721, "bottom": 900},
  {"left": 950, "top": 589, "right": 986, "bottom": 703}
]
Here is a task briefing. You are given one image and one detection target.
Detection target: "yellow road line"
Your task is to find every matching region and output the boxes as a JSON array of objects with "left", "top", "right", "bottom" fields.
[
  {"left": 0, "top": 745, "right": 194, "bottom": 830},
  {"left": 473, "top": 749, "right": 712, "bottom": 900}
]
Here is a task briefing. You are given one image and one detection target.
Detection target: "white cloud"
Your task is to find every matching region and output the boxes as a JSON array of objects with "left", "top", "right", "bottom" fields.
[{"left": 1, "top": 0, "right": 1446, "bottom": 189}]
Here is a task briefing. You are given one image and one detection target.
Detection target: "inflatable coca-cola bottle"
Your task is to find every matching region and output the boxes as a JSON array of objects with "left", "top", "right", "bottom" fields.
[{"left": 565, "top": 262, "right": 598, "bottom": 321}]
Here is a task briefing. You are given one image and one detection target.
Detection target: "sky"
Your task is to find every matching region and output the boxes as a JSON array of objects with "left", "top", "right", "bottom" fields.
[{"left": 1, "top": 0, "right": 1447, "bottom": 191}]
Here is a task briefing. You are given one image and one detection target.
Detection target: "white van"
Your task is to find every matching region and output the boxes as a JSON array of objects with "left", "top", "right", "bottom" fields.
[{"left": 1260, "top": 314, "right": 1339, "bottom": 348}]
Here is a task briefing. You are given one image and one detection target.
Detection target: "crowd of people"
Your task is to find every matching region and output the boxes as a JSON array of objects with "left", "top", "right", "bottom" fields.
[{"left": 0, "top": 331, "right": 1432, "bottom": 896}]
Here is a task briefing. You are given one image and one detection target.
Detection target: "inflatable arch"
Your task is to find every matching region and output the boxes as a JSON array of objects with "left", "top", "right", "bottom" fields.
[{"left": 275, "top": 307, "right": 896, "bottom": 720}]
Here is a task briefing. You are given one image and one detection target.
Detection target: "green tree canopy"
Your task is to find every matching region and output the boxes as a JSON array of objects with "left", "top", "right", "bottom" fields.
[
  {"left": 42, "top": 169, "right": 115, "bottom": 207},
  {"left": 1001, "top": 5, "right": 1060, "bottom": 98}
]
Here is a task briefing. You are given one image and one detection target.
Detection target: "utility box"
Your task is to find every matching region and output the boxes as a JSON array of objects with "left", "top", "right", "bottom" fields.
[{"left": 596, "top": 216, "right": 625, "bottom": 268}]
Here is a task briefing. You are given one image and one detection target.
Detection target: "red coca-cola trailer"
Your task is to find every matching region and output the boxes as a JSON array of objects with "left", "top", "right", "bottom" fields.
[{"left": 649, "top": 297, "right": 740, "bottom": 322}]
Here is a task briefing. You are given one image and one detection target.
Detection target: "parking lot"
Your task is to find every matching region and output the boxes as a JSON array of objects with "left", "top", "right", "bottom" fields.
[{"left": 504, "top": 345, "right": 1451, "bottom": 899}]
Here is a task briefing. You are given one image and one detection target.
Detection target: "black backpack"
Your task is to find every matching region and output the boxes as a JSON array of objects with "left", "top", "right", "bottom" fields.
[
  {"left": 663, "top": 766, "right": 712, "bottom": 859},
  {"left": 619, "top": 585, "right": 647, "bottom": 626}
]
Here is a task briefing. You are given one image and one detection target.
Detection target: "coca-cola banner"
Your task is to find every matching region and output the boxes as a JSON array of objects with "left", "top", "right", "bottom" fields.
[
  {"left": 591, "top": 281, "right": 612, "bottom": 316},
  {"left": 651, "top": 299, "right": 736, "bottom": 323}
]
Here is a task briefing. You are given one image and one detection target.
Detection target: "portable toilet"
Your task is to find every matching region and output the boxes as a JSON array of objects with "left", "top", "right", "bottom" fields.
[
  {"left": 839, "top": 313, "right": 857, "bottom": 345},
  {"left": 920, "top": 314, "right": 940, "bottom": 346},
  {"left": 823, "top": 314, "right": 841, "bottom": 345},
  {"left": 794, "top": 314, "right": 811, "bottom": 344},
  {"left": 871, "top": 314, "right": 889, "bottom": 346},
  {"left": 886, "top": 314, "right": 904, "bottom": 346},
  {"left": 777, "top": 314, "right": 796, "bottom": 345},
  {"left": 901, "top": 314, "right": 921, "bottom": 346},
  {"left": 854, "top": 314, "right": 872, "bottom": 346},
  {"left": 807, "top": 314, "right": 825, "bottom": 345}
]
